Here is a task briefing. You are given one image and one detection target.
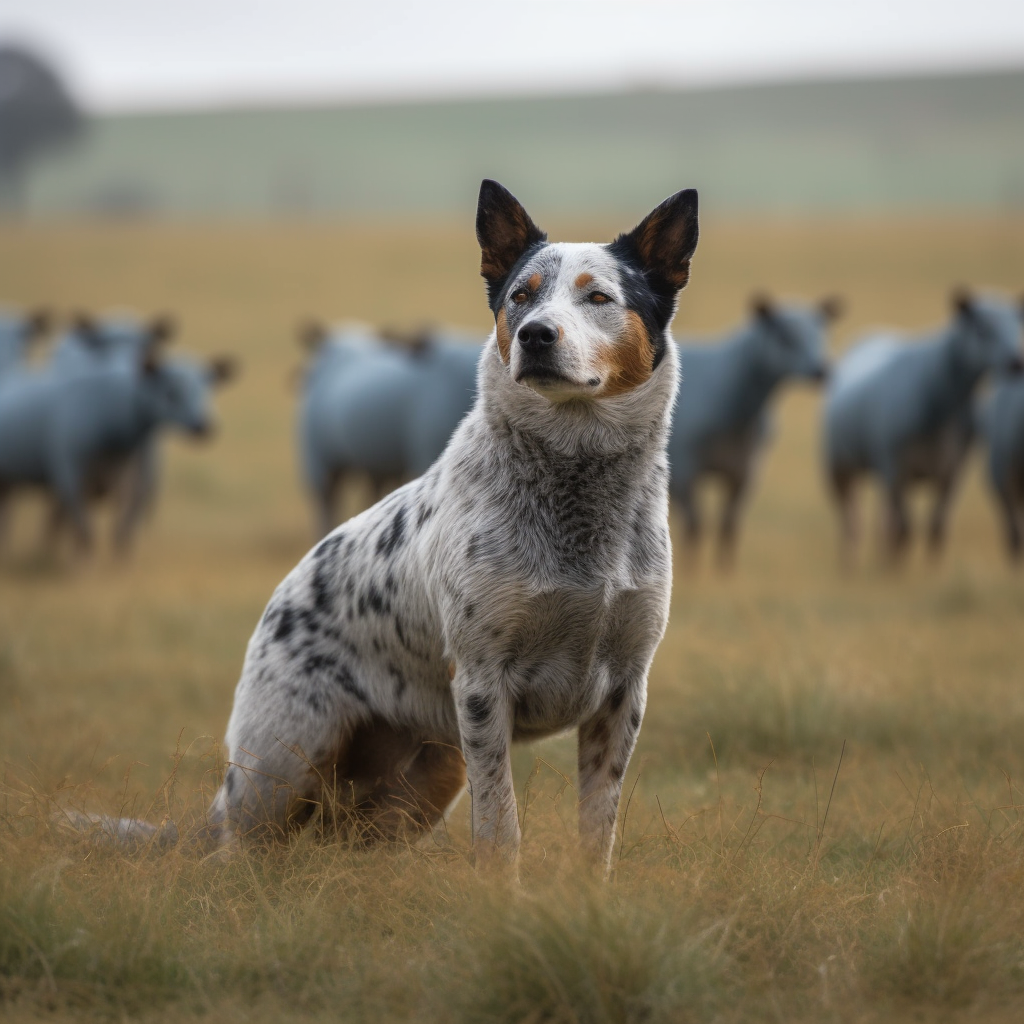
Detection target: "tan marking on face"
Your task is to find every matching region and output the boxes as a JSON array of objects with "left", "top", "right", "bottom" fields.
[
  {"left": 557, "top": 325, "right": 564, "bottom": 341},
  {"left": 495, "top": 308, "right": 512, "bottom": 365},
  {"left": 527, "top": 273, "right": 543, "bottom": 292},
  {"left": 447, "top": 662, "right": 456, "bottom": 682},
  {"left": 575, "top": 272, "right": 594, "bottom": 289},
  {"left": 598, "top": 310, "right": 655, "bottom": 397}
]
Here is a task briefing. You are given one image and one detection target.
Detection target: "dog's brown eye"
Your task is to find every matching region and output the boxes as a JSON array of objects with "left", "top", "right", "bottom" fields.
[
  {"left": 512, "top": 290, "right": 529, "bottom": 305},
  {"left": 589, "top": 292, "right": 611, "bottom": 305}
]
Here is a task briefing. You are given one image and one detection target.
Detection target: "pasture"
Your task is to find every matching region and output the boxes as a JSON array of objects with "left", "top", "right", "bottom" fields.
[{"left": 1, "top": 214, "right": 1024, "bottom": 1022}]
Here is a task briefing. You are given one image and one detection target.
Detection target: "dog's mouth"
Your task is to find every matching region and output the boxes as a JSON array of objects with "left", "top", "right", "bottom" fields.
[{"left": 515, "top": 366, "right": 571, "bottom": 386}]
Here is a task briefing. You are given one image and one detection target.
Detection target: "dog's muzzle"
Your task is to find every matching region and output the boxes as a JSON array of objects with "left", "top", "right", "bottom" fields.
[{"left": 515, "top": 319, "right": 567, "bottom": 385}]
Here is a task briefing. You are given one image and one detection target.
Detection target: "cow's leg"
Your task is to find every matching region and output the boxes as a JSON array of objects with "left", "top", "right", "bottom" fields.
[
  {"left": 315, "top": 471, "right": 341, "bottom": 540},
  {"left": 996, "top": 476, "right": 1023, "bottom": 563},
  {"left": 829, "top": 470, "right": 858, "bottom": 570},
  {"left": 674, "top": 483, "right": 702, "bottom": 568},
  {"left": 52, "top": 463, "right": 93, "bottom": 555},
  {"left": 926, "top": 472, "right": 960, "bottom": 559},
  {"left": 113, "top": 444, "right": 159, "bottom": 556},
  {"left": 0, "top": 486, "right": 11, "bottom": 553},
  {"left": 882, "top": 478, "right": 911, "bottom": 565},
  {"left": 716, "top": 474, "right": 749, "bottom": 572}
]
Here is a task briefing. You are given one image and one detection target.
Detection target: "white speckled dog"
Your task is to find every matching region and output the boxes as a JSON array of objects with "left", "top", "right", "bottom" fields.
[{"left": 208, "top": 180, "right": 698, "bottom": 870}]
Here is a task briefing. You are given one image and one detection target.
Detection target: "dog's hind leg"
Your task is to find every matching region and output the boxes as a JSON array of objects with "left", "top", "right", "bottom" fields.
[
  {"left": 205, "top": 744, "right": 331, "bottom": 849},
  {"left": 334, "top": 720, "right": 466, "bottom": 844}
]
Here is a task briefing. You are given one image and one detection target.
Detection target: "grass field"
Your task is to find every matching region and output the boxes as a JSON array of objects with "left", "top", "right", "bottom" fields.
[{"left": 1, "top": 213, "right": 1024, "bottom": 1022}]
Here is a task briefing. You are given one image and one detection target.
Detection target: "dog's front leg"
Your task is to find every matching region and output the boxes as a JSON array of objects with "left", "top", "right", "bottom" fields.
[
  {"left": 453, "top": 679, "right": 519, "bottom": 868},
  {"left": 577, "top": 676, "right": 647, "bottom": 874}
]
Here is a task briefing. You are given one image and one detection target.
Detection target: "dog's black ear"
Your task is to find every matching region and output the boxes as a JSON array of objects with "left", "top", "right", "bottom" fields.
[
  {"left": 612, "top": 189, "right": 699, "bottom": 294},
  {"left": 476, "top": 180, "right": 547, "bottom": 308}
]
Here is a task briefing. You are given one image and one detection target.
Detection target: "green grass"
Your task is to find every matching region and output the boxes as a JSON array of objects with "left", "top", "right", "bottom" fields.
[{"left": 2, "top": 216, "right": 1024, "bottom": 1021}]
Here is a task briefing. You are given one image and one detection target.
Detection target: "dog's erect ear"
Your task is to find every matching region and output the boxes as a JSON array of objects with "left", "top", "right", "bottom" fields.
[
  {"left": 819, "top": 296, "right": 844, "bottom": 323},
  {"left": 476, "top": 180, "right": 547, "bottom": 306},
  {"left": 208, "top": 355, "right": 239, "bottom": 387},
  {"left": 751, "top": 293, "right": 775, "bottom": 321},
  {"left": 612, "top": 189, "right": 699, "bottom": 294}
]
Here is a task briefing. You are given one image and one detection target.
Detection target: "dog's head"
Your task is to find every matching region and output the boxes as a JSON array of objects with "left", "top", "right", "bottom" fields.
[{"left": 477, "top": 180, "right": 698, "bottom": 403}]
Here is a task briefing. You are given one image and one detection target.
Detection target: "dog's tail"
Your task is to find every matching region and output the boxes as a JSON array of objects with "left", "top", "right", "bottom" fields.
[{"left": 53, "top": 810, "right": 181, "bottom": 854}]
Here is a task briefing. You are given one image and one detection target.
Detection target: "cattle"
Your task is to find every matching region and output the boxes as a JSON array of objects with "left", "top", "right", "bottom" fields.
[
  {"left": 0, "top": 323, "right": 235, "bottom": 554},
  {"left": 669, "top": 295, "right": 840, "bottom": 568},
  {"left": 983, "top": 349, "right": 1024, "bottom": 560},
  {"left": 824, "top": 290, "right": 1023, "bottom": 565},
  {"left": 299, "top": 323, "right": 480, "bottom": 537}
]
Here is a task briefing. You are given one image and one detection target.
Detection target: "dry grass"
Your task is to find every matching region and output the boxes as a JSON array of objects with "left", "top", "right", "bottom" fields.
[{"left": 1, "top": 214, "right": 1024, "bottom": 1022}]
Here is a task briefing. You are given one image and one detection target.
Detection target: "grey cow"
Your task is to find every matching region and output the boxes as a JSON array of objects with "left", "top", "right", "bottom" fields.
[
  {"left": 48, "top": 313, "right": 234, "bottom": 552},
  {"left": 0, "top": 307, "right": 49, "bottom": 376},
  {"left": 984, "top": 351, "right": 1024, "bottom": 560},
  {"left": 299, "top": 322, "right": 481, "bottom": 537},
  {"left": 669, "top": 295, "right": 840, "bottom": 568},
  {"left": 824, "top": 290, "right": 1024, "bottom": 565},
  {"left": 0, "top": 329, "right": 235, "bottom": 554}
]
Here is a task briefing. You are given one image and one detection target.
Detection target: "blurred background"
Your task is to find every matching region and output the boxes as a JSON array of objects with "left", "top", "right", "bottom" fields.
[{"left": 3, "top": 1, "right": 1024, "bottom": 218}]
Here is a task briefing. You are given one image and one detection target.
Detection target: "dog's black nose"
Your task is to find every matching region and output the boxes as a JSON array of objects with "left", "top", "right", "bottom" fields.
[{"left": 518, "top": 320, "right": 558, "bottom": 350}]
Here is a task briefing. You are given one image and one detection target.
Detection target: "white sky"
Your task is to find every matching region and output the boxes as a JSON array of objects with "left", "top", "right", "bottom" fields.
[{"left": 2, "top": 0, "right": 1023, "bottom": 112}]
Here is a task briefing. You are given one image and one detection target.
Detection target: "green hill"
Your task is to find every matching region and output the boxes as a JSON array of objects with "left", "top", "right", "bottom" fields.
[{"left": 24, "top": 68, "right": 1024, "bottom": 218}]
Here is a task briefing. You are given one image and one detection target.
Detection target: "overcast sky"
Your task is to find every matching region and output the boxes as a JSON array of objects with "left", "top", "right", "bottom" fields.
[{"left": 2, "top": 0, "right": 1023, "bottom": 112}]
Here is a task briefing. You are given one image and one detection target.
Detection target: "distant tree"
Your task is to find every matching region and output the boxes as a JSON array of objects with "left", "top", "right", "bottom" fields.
[{"left": 0, "top": 44, "right": 83, "bottom": 212}]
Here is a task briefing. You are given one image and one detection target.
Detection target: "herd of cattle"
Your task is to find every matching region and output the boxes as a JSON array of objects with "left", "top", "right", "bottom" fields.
[
  {"left": 0, "top": 310, "right": 236, "bottom": 554},
  {"left": 1, "top": 289, "right": 1023, "bottom": 566}
]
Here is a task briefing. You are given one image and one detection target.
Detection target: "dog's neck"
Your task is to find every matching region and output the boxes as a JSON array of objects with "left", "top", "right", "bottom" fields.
[{"left": 477, "top": 336, "right": 678, "bottom": 462}]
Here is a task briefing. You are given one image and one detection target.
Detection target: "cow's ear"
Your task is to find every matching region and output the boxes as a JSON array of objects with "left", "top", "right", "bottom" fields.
[
  {"left": 299, "top": 320, "right": 327, "bottom": 352},
  {"left": 141, "top": 346, "right": 161, "bottom": 376},
  {"left": 25, "top": 308, "right": 51, "bottom": 339},
  {"left": 476, "top": 180, "right": 546, "bottom": 307},
  {"left": 611, "top": 188, "right": 699, "bottom": 295},
  {"left": 952, "top": 286, "right": 975, "bottom": 318},
  {"left": 751, "top": 293, "right": 775, "bottom": 321},
  {"left": 208, "top": 355, "right": 238, "bottom": 387},
  {"left": 819, "top": 296, "right": 844, "bottom": 322},
  {"left": 148, "top": 314, "right": 176, "bottom": 344},
  {"left": 72, "top": 312, "right": 101, "bottom": 347}
]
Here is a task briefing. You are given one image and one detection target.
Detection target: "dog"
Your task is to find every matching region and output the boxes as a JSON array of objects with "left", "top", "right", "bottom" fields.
[{"left": 86, "top": 180, "right": 698, "bottom": 872}]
